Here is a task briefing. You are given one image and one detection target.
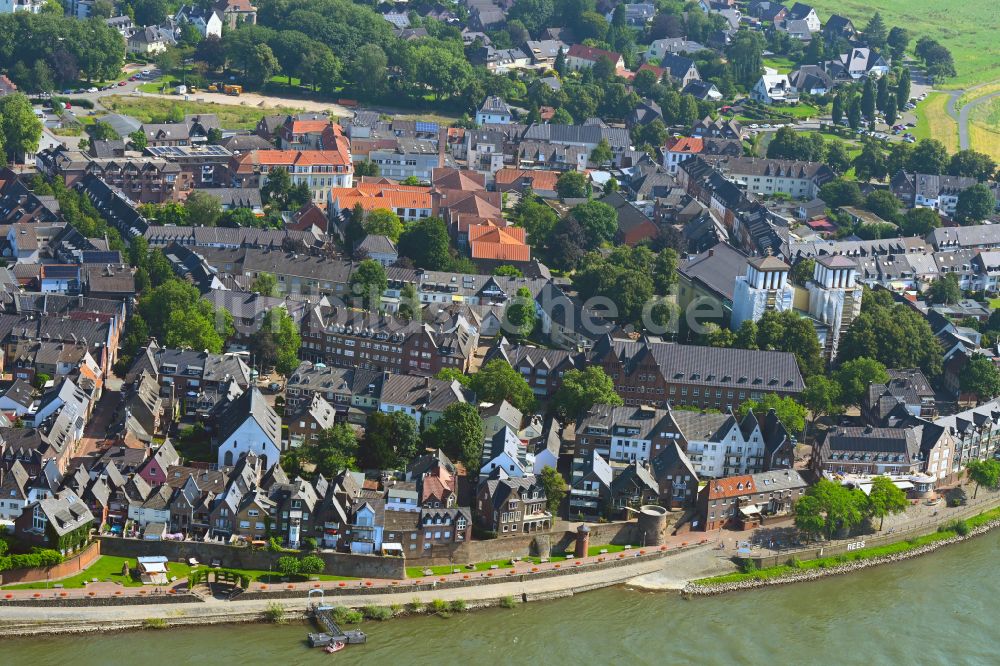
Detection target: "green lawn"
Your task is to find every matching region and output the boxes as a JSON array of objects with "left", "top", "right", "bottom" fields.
[
  {"left": 587, "top": 544, "right": 628, "bottom": 556},
  {"left": 913, "top": 92, "right": 959, "bottom": 152},
  {"left": 101, "top": 95, "right": 304, "bottom": 130},
  {"left": 988, "top": 298, "right": 1000, "bottom": 309},
  {"left": 805, "top": 0, "right": 1000, "bottom": 88},
  {"left": 138, "top": 75, "right": 179, "bottom": 94},
  {"left": 2, "top": 556, "right": 193, "bottom": 590},
  {"left": 763, "top": 56, "right": 797, "bottom": 74}
]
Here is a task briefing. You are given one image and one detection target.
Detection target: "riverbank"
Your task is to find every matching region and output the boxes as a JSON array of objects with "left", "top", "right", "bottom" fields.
[
  {"left": 685, "top": 504, "right": 1000, "bottom": 596},
  {"left": 0, "top": 547, "right": 683, "bottom": 637}
]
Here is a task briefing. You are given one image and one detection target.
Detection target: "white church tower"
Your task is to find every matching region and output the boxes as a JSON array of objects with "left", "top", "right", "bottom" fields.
[
  {"left": 807, "top": 254, "right": 862, "bottom": 361},
  {"left": 731, "top": 256, "right": 794, "bottom": 330}
]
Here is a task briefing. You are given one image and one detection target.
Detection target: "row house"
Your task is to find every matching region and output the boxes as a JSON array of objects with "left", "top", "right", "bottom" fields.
[
  {"left": 476, "top": 475, "right": 551, "bottom": 536},
  {"left": 378, "top": 374, "right": 472, "bottom": 428},
  {"left": 328, "top": 182, "right": 434, "bottom": 222},
  {"left": 228, "top": 147, "right": 353, "bottom": 206},
  {"left": 146, "top": 144, "right": 233, "bottom": 188},
  {"left": 697, "top": 469, "right": 808, "bottom": 531},
  {"left": 299, "top": 305, "right": 478, "bottom": 376},
  {"left": 702, "top": 156, "right": 835, "bottom": 200},
  {"left": 813, "top": 421, "right": 953, "bottom": 484},
  {"left": 284, "top": 362, "right": 383, "bottom": 415},
  {"left": 141, "top": 114, "right": 220, "bottom": 147},
  {"left": 126, "top": 342, "right": 251, "bottom": 415},
  {"left": 934, "top": 399, "right": 1000, "bottom": 476},
  {"left": 37, "top": 147, "right": 188, "bottom": 204}
]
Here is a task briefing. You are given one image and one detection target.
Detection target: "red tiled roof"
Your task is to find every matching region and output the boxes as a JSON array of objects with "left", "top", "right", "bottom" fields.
[
  {"left": 666, "top": 137, "right": 704, "bottom": 154},
  {"left": 494, "top": 168, "right": 561, "bottom": 193},
  {"left": 706, "top": 475, "right": 756, "bottom": 500},
  {"left": 567, "top": 44, "right": 622, "bottom": 63},
  {"left": 330, "top": 183, "right": 434, "bottom": 211},
  {"left": 469, "top": 224, "right": 531, "bottom": 262},
  {"left": 638, "top": 63, "right": 667, "bottom": 79}
]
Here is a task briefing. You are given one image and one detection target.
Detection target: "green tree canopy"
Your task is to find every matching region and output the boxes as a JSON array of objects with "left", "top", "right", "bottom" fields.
[
  {"left": 551, "top": 366, "right": 622, "bottom": 420},
  {"left": 955, "top": 183, "right": 996, "bottom": 224},
  {"left": 468, "top": 359, "right": 536, "bottom": 413},
  {"left": 754, "top": 310, "right": 824, "bottom": 378},
  {"left": 363, "top": 208, "right": 404, "bottom": 242},
  {"left": 309, "top": 424, "right": 360, "bottom": 477},
  {"left": 866, "top": 475, "right": 909, "bottom": 530},
  {"left": 839, "top": 289, "right": 942, "bottom": 377},
  {"left": 965, "top": 459, "right": 1000, "bottom": 498},
  {"left": 556, "top": 170, "right": 590, "bottom": 199},
  {"left": 184, "top": 190, "right": 222, "bottom": 227},
  {"left": 424, "top": 402, "right": 484, "bottom": 472},
  {"left": 398, "top": 217, "right": 452, "bottom": 270},
  {"left": 361, "top": 410, "right": 420, "bottom": 469},
  {"left": 251, "top": 307, "right": 301, "bottom": 375},
  {"left": 960, "top": 354, "right": 1000, "bottom": 406},
  {"left": 834, "top": 357, "right": 889, "bottom": 407},
  {"left": 794, "top": 478, "right": 867, "bottom": 539},
  {"left": 538, "top": 465, "right": 567, "bottom": 515},
  {"left": 737, "top": 393, "right": 806, "bottom": 434},
  {"left": 349, "top": 259, "right": 387, "bottom": 311}
]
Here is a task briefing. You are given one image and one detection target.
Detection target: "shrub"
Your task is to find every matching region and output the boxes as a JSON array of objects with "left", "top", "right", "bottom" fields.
[
  {"left": 298, "top": 555, "right": 325, "bottom": 575},
  {"left": 302, "top": 537, "right": 318, "bottom": 552},
  {"left": 331, "top": 606, "right": 363, "bottom": 625},
  {"left": 142, "top": 618, "right": 167, "bottom": 630},
  {"left": 952, "top": 520, "right": 970, "bottom": 536},
  {"left": 450, "top": 599, "right": 467, "bottom": 612},
  {"left": 362, "top": 605, "right": 393, "bottom": 621},
  {"left": 276, "top": 555, "right": 300, "bottom": 576},
  {"left": 429, "top": 599, "right": 450, "bottom": 616},
  {"left": 264, "top": 602, "right": 286, "bottom": 624},
  {"left": 499, "top": 595, "right": 516, "bottom": 608},
  {"left": 389, "top": 603, "right": 404, "bottom": 616},
  {"left": 407, "top": 599, "right": 425, "bottom": 614},
  {"left": 786, "top": 557, "right": 803, "bottom": 569}
]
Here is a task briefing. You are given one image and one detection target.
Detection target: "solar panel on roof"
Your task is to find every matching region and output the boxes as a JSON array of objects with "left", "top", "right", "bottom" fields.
[{"left": 414, "top": 122, "right": 439, "bottom": 133}]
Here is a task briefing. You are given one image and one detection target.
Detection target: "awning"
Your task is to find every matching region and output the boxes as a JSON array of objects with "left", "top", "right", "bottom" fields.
[
  {"left": 740, "top": 505, "right": 761, "bottom": 516},
  {"left": 893, "top": 481, "right": 914, "bottom": 490}
]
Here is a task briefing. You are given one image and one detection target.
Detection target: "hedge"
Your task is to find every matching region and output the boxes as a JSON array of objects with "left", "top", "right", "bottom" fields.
[{"left": 0, "top": 548, "right": 63, "bottom": 572}]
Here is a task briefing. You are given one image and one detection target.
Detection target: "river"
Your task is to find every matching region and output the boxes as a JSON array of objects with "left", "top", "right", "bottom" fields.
[{"left": 7, "top": 529, "right": 1000, "bottom": 665}]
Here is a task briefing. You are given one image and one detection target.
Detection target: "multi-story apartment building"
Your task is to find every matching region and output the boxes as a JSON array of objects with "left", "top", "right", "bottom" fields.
[{"left": 228, "top": 140, "right": 353, "bottom": 205}]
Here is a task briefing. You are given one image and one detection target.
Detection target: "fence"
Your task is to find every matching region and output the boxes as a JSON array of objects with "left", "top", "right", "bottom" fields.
[{"left": 750, "top": 491, "right": 1000, "bottom": 568}]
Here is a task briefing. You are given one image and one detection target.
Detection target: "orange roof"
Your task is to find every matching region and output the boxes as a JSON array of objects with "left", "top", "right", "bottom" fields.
[
  {"left": 666, "top": 137, "right": 704, "bottom": 154},
  {"left": 469, "top": 224, "right": 530, "bottom": 262},
  {"left": 638, "top": 63, "right": 667, "bottom": 79},
  {"left": 246, "top": 149, "right": 352, "bottom": 167},
  {"left": 288, "top": 119, "right": 331, "bottom": 134},
  {"left": 494, "top": 168, "right": 561, "bottom": 193},
  {"left": 706, "top": 475, "right": 756, "bottom": 500}
]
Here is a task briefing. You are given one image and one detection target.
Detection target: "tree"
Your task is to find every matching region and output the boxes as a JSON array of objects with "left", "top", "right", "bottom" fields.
[
  {"left": 896, "top": 67, "right": 911, "bottom": 108},
  {"left": 398, "top": 217, "right": 452, "bottom": 270},
  {"left": 538, "top": 466, "right": 567, "bottom": 515},
  {"left": 397, "top": 283, "right": 419, "bottom": 323},
  {"left": 853, "top": 142, "right": 888, "bottom": 182},
  {"left": 884, "top": 94, "right": 898, "bottom": 127},
  {"left": 249, "top": 272, "right": 278, "bottom": 297},
  {"left": 901, "top": 207, "right": 941, "bottom": 236},
  {"left": 363, "top": 208, "right": 403, "bottom": 242},
  {"left": 427, "top": 403, "right": 484, "bottom": 472},
  {"left": 819, "top": 178, "right": 864, "bottom": 207},
  {"left": 493, "top": 265, "right": 523, "bottom": 278},
  {"left": 801, "top": 375, "right": 842, "bottom": 429},
  {"left": 795, "top": 478, "right": 867, "bottom": 539},
  {"left": 298, "top": 555, "right": 325, "bottom": 575},
  {"left": 864, "top": 12, "right": 887, "bottom": 50},
  {"left": 252, "top": 307, "right": 300, "bottom": 375},
  {"left": 349, "top": 259, "right": 387, "bottom": 311},
  {"left": 839, "top": 289, "right": 942, "bottom": 377},
  {"left": 349, "top": 44, "right": 388, "bottom": 98},
  {"left": 590, "top": 138, "right": 613, "bottom": 166},
  {"left": 699, "top": 322, "right": 736, "bottom": 348},
  {"left": 276, "top": 556, "right": 300, "bottom": 576},
  {"left": 865, "top": 475, "right": 909, "bottom": 530},
  {"left": 556, "top": 170, "right": 589, "bottom": 200},
  {"left": 955, "top": 184, "right": 996, "bottom": 224},
  {"left": 875, "top": 76, "right": 889, "bottom": 113},
  {"left": 865, "top": 190, "right": 901, "bottom": 222},
  {"left": 926, "top": 273, "right": 962, "bottom": 305},
  {"left": 791, "top": 258, "right": 815, "bottom": 286},
  {"left": 847, "top": 94, "right": 862, "bottom": 129},
  {"left": 965, "top": 459, "right": 1000, "bottom": 498},
  {"left": 362, "top": 411, "right": 419, "bottom": 469},
  {"left": 572, "top": 246, "right": 655, "bottom": 324},
  {"left": 551, "top": 366, "right": 622, "bottom": 420},
  {"left": 571, "top": 200, "right": 618, "bottom": 248},
  {"left": 728, "top": 31, "right": 763, "bottom": 88},
  {"left": 184, "top": 190, "right": 222, "bottom": 227},
  {"left": 755, "top": 310, "right": 824, "bottom": 378},
  {"left": 468, "top": 359, "right": 536, "bottom": 413},
  {"left": 834, "top": 357, "right": 889, "bottom": 407},
  {"left": 132, "top": 0, "right": 167, "bottom": 25},
  {"left": 793, "top": 494, "right": 827, "bottom": 541},
  {"left": 949, "top": 150, "right": 997, "bottom": 181},
  {"left": 246, "top": 43, "right": 279, "bottom": 86},
  {"left": 504, "top": 286, "right": 537, "bottom": 341},
  {"left": 831, "top": 93, "right": 844, "bottom": 125},
  {"left": 887, "top": 27, "right": 910, "bottom": 62},
  {"left": 825, "top": 141, "right": 852, "bottom": 174},
  {"left": 553, "top": 47, "right": 566, "bottom": 76},
  {"left": 128, "top": 129, "right": 147, "bottom": 152},
  {"left": 737, "top": 393, "right": 806, "bottom": 434},
  {"left": 653, "top": 249, "right": 678, "bottom": 294},
  {"left": 907, "top": 139, "right": 949, "bottom": 175},
  {"left": 860, "top": 77, "right": 876, "bottom": 121},
  {"left": 354, "top": 161, "right": 379, "bottom": 178},
  {"left": 0, "top": 93, "right": 42, "bottom": 163},
  {"left": 311, "top": 424, "right": 359, "bottom": 477},
  {"left": 960, "top": 355, "right": 1000, "bottom": 406}
]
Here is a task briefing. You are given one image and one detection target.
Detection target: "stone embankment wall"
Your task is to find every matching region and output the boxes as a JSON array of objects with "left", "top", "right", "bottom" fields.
[
  {"left": 98, "top": 538, "right": 407, "bottom": 579},
  {"left": 0, "top": 541, "right": 102, "bottom": 586},
  {"left": 410, "top": 521, "right": 643, "bottom": 565},
  {"left": 685, "top": 515, "right": 1000, "bottom": 596}
]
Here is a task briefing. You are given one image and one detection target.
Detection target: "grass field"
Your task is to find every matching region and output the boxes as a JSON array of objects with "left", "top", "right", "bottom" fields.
[
  {"left": 101, "top": 95, "right": 304, "bottom": 129},
  {"left": 806, "top": 0, "right": 1000, "bottom": 88},
  {"left": 968, "top": 108, "right": 1000, "bottom": 161},
  {"left": 913, "top": 92, "right": 959, "bottom": 152},
  {"left": 763, "top": 56, "right": 797, "bottom": 74},
  {"left": 1, "top": 556, "right": 193, "bottom": 590}
]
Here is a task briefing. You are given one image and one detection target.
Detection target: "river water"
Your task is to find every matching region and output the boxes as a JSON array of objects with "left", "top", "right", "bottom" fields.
[{"left": 7, "top": 529, "right": 1000, "bottom": 665}]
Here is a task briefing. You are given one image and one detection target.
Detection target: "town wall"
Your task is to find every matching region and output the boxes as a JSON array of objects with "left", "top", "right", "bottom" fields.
[
  {"left": 97, "top": 537, "right": 407, "bottom": 579},
  {"left": 408, "top": 521, "right": 643, "bottom": 566},
  {"left": 0, "top": 541, "right": 102, "bottom": 586}
]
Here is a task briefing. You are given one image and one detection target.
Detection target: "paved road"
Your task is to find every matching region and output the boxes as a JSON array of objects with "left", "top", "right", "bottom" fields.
[{"left": 957, "top": 91, "right": 1000, "bottom": 150}]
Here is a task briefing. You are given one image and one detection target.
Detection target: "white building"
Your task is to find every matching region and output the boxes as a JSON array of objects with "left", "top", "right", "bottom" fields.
[
  {"left": 807, "top": 254, "right": 862, "bottom": 361},
  {"left": 0, "top": 0, "right": 44, "bottom": 14},
  {"left": 475, "top": 96, "right": 513, "bottom": 125},
  {"left": 751, "top": 74, "right": 799, "bottom": 105},
  {"left": 215, "top": 387, "right": 282, "bottom": 471},
  {"left": 731, "top": 256, "right": 795, "bottom": 330}
]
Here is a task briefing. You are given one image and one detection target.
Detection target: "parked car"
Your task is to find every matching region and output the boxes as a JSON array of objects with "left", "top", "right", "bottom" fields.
[{"left": 267, "top": 382, "right": 283, "bottom": 392}]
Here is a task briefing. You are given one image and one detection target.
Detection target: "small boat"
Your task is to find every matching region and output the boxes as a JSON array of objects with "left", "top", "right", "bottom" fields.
[{"left": 324, "top": 642, "right": 345, "bottom": 654}]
